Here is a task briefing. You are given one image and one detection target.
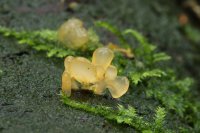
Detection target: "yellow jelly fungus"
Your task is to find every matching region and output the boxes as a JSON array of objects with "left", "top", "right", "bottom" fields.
[
  {"left": 95, "top": 65, "right": 105, "bottom": 80},
  {"left": 92, "top": 47, "right": 114, "bottom": 70},
  {"left": 105, "top": 65, "right": 117, "bottom": 80},
  {"left": 75, "top": 57, "right": 91, "bottom": 63},
  {"left": 107, "top": 42, "right": 134, "bottom": 58},
  {"left": 58, "top": 18, "right": 89, "bottom": 49},
  {"left": 69, "top": 59, "right": 98, "bottom": 83},
  {"left": 61, "top": 47, "right": 130, "bottom": 98},
  {"left": 92, "top": 81, "right": 106, "bottom": 95},
  {"left": 68, "top": 2, "right": 79, "bottom": 11},
  {"left": 64, "top": 56, "right": 74, "bottom": 71},
  {"left": 106, "top": 76, "right": 129, "bottom": 98},
  {"left": 71, "top": 78, "right": 80, "bottom": 90},
  {"left": 62, "top": 71, "right": 71, "bottom": 96}
]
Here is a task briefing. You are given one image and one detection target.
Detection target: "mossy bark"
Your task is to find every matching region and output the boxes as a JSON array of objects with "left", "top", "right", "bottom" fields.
[{"left": 0, "top": 0, "right": 199, "bottom": 132}]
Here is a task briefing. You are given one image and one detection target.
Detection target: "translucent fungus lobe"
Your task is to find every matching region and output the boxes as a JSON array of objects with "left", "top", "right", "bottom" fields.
[
  {"left": 105, "top": 65, "right": 117, "bottom": 80},
  {"left": 106, "top": 76, "right": 129, "bottom": 98},
  {"left": 58, "top": 18, "right": 89, "bottom": 49},
  {"left": 92, "top": 47, "right": 114, "bottom": 70},
  {"left": 69, "top": 59, "right": 98, "bottom": 83}
]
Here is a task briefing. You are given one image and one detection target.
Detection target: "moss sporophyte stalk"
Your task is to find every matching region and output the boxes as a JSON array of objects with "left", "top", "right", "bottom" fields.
[{"left": 0, "top": 18, "right": 199, "bottom": 132}]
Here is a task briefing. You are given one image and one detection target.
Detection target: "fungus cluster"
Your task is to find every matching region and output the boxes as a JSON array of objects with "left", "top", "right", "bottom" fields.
[
  {"left": 58, "top": 18, "right": 89, "bottom": 49},
  {"left": 62, "top": 47, "right": 129, "bottom": 98}
]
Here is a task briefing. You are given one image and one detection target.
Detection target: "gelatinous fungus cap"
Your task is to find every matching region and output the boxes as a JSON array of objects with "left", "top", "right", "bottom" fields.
[
  {"left": 62, "top": 47, "right": 129, "bottom": 98},
  {"left": 58, "top": 18, "right": 89, "bottom": 49}
]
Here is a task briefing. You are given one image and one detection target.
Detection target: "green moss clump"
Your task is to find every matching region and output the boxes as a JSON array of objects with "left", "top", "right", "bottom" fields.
[{"left": 61, "top": 93, "right": 169, "bottom": 132}]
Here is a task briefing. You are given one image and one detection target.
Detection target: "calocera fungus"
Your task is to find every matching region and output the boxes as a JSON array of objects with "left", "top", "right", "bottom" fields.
[
  {"left": 58, "top": 18, "right": 89, "bottom": 49},
  {"left": 62, "top": 47, "right": 129, "bottom": 98},
  {"left": 107, "top": 42, "right": 134, "bottom": 58}
]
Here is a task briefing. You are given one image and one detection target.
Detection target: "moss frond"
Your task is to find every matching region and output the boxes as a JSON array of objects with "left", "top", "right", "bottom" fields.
[
  {"left": 130, "top": 69, "right": 166, "bottom": 85},
  {"left": 154, "top": 107, "right": 166, "bottom": 130},
  {"left": 61, "top": 93, "right": 170, "bottom": 132}
]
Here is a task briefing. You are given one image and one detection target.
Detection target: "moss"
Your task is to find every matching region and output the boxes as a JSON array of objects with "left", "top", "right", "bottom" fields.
[{"left": 62, "top": 93, "right": 171, "bottom": 132}]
